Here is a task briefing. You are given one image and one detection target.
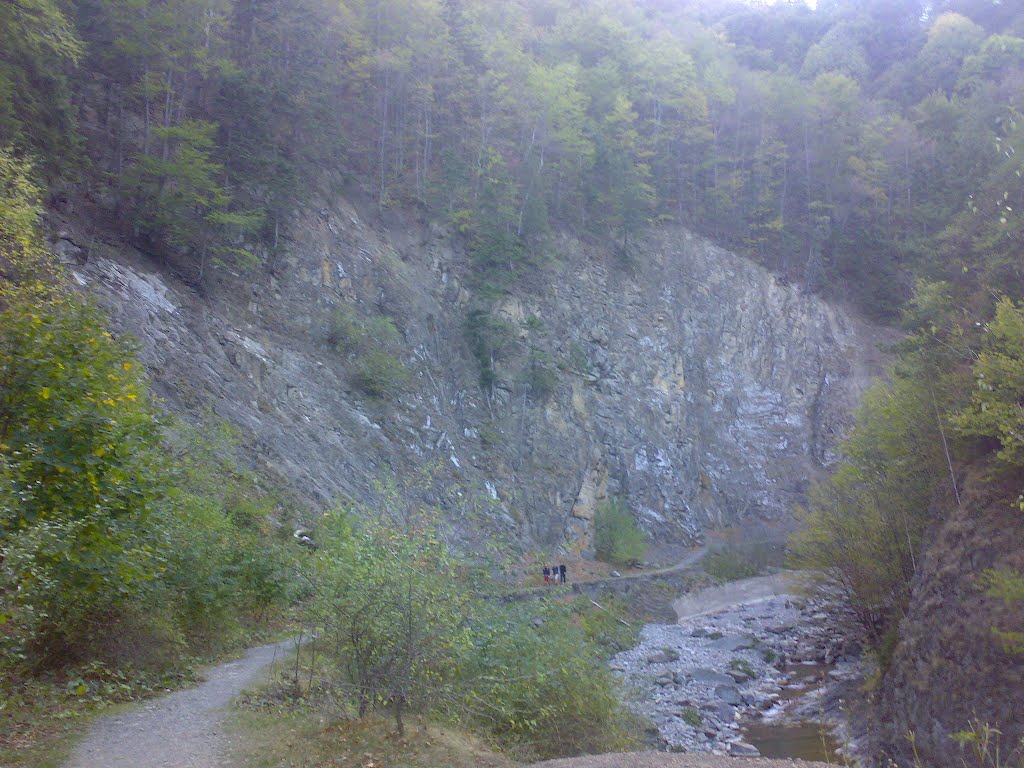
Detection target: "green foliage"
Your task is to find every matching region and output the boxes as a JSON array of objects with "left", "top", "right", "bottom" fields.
[
  {"left": 568, "top": 342, "right": 592, "bottom": 376},
  {"left": 11, "top": 0, "right": 1024, "bottom": 319},
  {"left": 124, "top": 119, "right": 262, "bottom": 282},
  {"left": 303, "top": 488, "right": 635, "bottom": 755},
  {"left": 790, "top": 373, "right": 949, "bottom": 645},
  {"left": 0, "top": 0, "right": 82, "bottom": 173},
  {"left": 309, "top": 499, "right": 474, "bottom": 733},
  {"left": 702, "top": 542, "right": 781, "bottom": 583},
  {"left": 0, "top": 147, "right": 63, "bottom": 303},
  {"left": 954, "top": 298, "right": 1024, "bottom": 466},
  {"left": 353, "top": 350, "right": 410, "bottom": 399},
  {"left": 0, "top": 293, "right": 298, "bottom": 670},
  {"left": 0, "top": 154, "right": 297, "bottom": 676},
  {"left": 329, "top": 306, "right": 408, "bottom": 399},
  {"left": 593, "top": 499, "right": 648, "bottom": 567},
  {"left": 728, "top": 658, "right": 757, "bottom": 678},
  {"left": 464, "top": 309, "right": 516, "bottom": 392},
  {"left": 681, "top": 706, "right": 702, "bottom": 727},
  {"left": 942, "top": 721, "right": 1024, "bottom": 768},
  {"left": 979, "top": 567, "right": 1024, "bottom": 654},
  {"left": 524, "top": 351, "right": 559, "bottom": 401},
  {"left": 329, "top": 306, "right": 400, "bottom": 354},
  {"left": 459, "top": 600, "right": 638, "bottom": 759},
  {"left": 0, "top": 296, "right": 170, "bottom": 667}
]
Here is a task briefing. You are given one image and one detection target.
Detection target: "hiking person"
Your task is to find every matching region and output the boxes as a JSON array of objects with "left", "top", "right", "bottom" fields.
[
  {"left": 543, "top": 565, "right": 550, "bottom": 584},
  {"left": 559, "top": 563, "right": 567, "bottom": 583}
]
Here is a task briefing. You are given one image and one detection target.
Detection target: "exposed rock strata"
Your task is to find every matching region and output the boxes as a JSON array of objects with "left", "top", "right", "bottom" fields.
[{"left": 60, "top": 199, "right": 883, "bottom": 553}]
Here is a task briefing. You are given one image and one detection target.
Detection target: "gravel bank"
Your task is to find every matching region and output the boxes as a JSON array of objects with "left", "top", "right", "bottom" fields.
[
  {"left": 531, "top": 751, "right": 830, "bottom": 768},
  {"left": 609, "top": 574, "right": 859, "bottom": 757}
]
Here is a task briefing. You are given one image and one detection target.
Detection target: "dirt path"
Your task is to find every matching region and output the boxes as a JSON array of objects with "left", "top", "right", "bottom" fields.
[
  {"left": 65, "top": 639, "right": 294, "bottom": 768},
  {"left": 531, "top": 752, "right": 830, "bottom": 768}
]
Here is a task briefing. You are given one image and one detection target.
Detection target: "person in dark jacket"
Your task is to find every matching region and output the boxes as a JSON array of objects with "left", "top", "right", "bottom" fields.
[
  {"left": 543, "top": 565, "right": 550, "bottom": 584},
  {"left": 559, "top": 563, "right": 567, "bottom": 583}
]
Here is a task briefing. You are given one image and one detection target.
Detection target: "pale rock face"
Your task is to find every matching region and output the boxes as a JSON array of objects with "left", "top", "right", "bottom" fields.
[{"left": 67, "top": 200, "right": 884, "bottom": 555}]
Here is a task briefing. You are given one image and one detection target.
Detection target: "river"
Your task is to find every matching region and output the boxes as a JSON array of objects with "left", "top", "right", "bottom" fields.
[{"left": 609, "top": 572, "right": 856, "bottom": 759}]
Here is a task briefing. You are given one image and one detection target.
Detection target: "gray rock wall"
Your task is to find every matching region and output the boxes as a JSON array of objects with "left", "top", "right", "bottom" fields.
[{"left": 61, "top": 198, "right": 883, "bottom": 557}]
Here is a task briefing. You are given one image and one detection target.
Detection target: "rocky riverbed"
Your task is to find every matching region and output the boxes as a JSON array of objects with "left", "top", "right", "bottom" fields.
[{"left": 610, "top": 574, "right": 861, "bottom": 758}]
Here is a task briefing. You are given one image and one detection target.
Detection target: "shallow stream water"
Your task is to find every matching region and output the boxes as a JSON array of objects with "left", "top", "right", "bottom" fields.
[
  {"left": 742, "top": 721, "right": 842, "bottom": 762},
  {"left": 743, "top": 662, "right": 839, "bottom": 761}
]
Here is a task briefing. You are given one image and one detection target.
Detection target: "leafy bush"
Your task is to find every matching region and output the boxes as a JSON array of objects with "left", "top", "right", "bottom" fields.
[
  {"left": 460, "top": 600, "right": 638, "bottom": 759},
  {"left": 0, "top": 153, "right": 298, "bottom": 677},
  {"left": 328, "top": 304, "right": 364, "bottom": 352},
  {"left": 681, "top": 706, "right": 702, "bottom": 727},
  {"left": 954, "top": 298, "right": 1024, "bottom": 467},
  {"left": 789, "top": 372, "right": 948, "bottom": 646},
  {"left": 309, "top": 502, "right": 475, "bottom": 733},
  {"left": 304, "top": 492, "right": 636, "bottom": 755},
  {"left": 525, "top": 350, "right": 559, "bottom": 400},
  {"left": 464, "top": 309, "right": 516, "bottom": 391},
  {"left": 0, "top": 296, "right": 299, "bottom": 670},
  {"left": 702, "top": 541, "right": 782, "bottom": 583},
  {"left": 568, "top": 342, "right": 592, "bottom": 376},
  {"left": 594, "top": 499, "right": 648, "bottom": 566},
  {"left": 354, "top": 349, "right": 410, "bottom": 398},
  {"left": 123, "top": 120, "right": 263, "bottom": 282},
  {"left": 572, "top": 595, "right": 639, "bottom": 655},
  {"left": 728, "top": 658, "right": 756, "bottom": 678},
  {"left": 329, "top": 306, "right": 408, "bottom": 398}
]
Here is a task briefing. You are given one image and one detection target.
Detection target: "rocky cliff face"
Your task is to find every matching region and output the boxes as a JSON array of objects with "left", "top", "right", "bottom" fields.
[{"left": 56, "top": 196, "right": 883, "bottom": 557}]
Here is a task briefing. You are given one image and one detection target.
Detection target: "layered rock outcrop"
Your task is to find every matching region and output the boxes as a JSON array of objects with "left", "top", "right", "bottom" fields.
[{"left": 60, "top": 197, "right": 882, "bottom": 556}]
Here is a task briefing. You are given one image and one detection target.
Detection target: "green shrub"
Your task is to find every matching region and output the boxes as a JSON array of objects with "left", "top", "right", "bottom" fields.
[
  {"left": 568, "top": 342, "right": 592, "bottom": 376},
  {"left": 464, "top": 309, "right": 516, "bottom": 390},
  {"left": 703, "top": 547, "right": 760, "bottom": 582},
  {"left": 572, "top": 596, "right": 639, "bottom": 654},
  {"left": 354, "top": 349, "right": 410, "bottom": 398},
  {"left": 310, "top": 503, "right": 474, "bottom": 733},
  {"left": 594, "top": 499, "right": 648, "bottom": 566},
  {"left": 478, "top": 422, "right": 502, "bottom": 448},
  {"left": 461, "top": 600, "right": 638, "bottom": 759},
  {"left": 788, "top": 373, "right": 947, "bottom": 646},
  {"left": 328, "top": 306, "right": 408, "bottom": 398},
  {"left": 0, "top": 158, "right": 298, "bottom": 677},
  {"left": 681, "top": 706, "right": 702, "bottom": 727},
  {"left": 728, "top": 658, "right": 756, "bottom": 678},
  {"left": 526, "top": 351, "right": 559, "bottom": 400},
  {"left": 525, "top": 314, "right": 546, "bottom": 334},
  {"left": 328, "top": 304, "right": 364, "bottom": 352},
  {"left": 305, "top": 491, "right": 637, "bottom": 755},
  {"left": 954, "top": 298, "right": 1024, "bottom": 467},
  {"left": 0, "top": 297, "right": 173, "bottom": 670}
]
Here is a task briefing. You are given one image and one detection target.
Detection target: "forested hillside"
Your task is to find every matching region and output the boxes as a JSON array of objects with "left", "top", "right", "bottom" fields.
[
  {"left": 3, "top": 0, "right": 1024, "bottom": 766},
  {"left": 2, "top": 0, "right": 1022, "bottom": 316}
]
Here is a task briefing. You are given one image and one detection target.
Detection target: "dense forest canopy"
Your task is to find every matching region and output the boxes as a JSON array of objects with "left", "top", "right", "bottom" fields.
[{"left": 1, "top": 0, "right": 1022, "bottom": 319}]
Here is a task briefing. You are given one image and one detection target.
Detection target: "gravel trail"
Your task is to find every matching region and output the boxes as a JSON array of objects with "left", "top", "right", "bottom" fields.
[{"left": 65, "top": 639, "right": 294, "bottom": 768}]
